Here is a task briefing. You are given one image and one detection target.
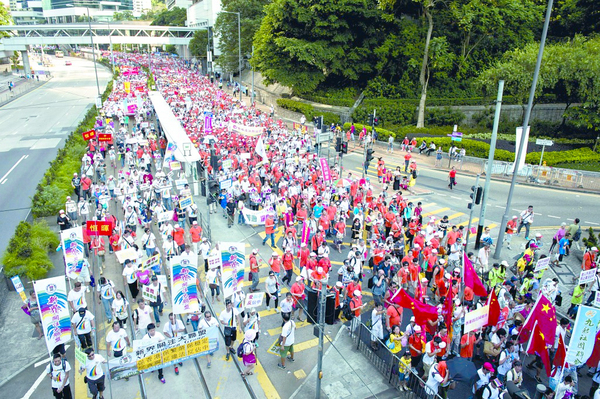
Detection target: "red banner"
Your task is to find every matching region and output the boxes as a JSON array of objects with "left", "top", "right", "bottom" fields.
[
  {"left": 98, "top": 133, "right": 112, "bottom": 142},
  {"left": 82, "top": 129, "right": 96, "bottom": 141},
  {"left": 86, "top": 221, "right": 114, "bottom": 236}
]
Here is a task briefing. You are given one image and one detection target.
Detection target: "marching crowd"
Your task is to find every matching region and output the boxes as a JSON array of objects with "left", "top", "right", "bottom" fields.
[{"left": 25, "top": 52, "right": 600, "bottom": 399}]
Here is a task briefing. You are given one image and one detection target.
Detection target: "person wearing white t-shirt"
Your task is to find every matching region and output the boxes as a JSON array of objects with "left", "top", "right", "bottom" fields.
[
  {"left": 278, "top": 313, "right": 296, "bottom": 370},
  {"left": 133, "top": 299, "right": 155, "bottom": 335},
  {"left": 219, "top": 299, "right": 237, "bottom": 361},
  {"left": 67, "top": 282, "right": 87, "bottom": 312},
  {"left": 425, "top": 361, "right": 450, "bottom": 397},
  {"left": 199, "top": 311, "right": 219, "bottom": 368},
  {"left": 46, "top": 353, "right": 72, "bottom": 399},
  {"left": 122, "top": 259, "right": 139, "bottom": 300},
  {"left": 106, "top": 322, "right": 130, "bottom": 358},
  {"left": 142, "top": 323, "right": 167, "bottom": 384},
  {"left": 71, "top": 308, "right": 95, "bottom": 349},
  {"left": 79, "top": 349, "right": 106, "bottom": 399},
  {"left": 163, "top": 313, "right": 186, "bottom": 375}
]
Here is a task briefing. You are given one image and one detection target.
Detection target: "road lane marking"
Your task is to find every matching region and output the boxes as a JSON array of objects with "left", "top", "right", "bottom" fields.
[
  {"left": 22, "top": 369, "right": 47, "bottom": 399},
  {"left": 447, "top": 212, "right": 464, "bottom": 221},
  {"left": 0, "top": 154, "right": 28, "bottom": 184},
  {"left": 547, "top": 215, "right": 560, "bottom": 219},
  {"left": 422, "top": 207, "right": 450, "bottom": 217},
  {"left": 254, "top": 359, "right": 281, "bottom": 399},
  {"left": 450, "top": 196, "right": 461, "bottom": 200},
  {"left": 586, "top": 222, "right": 599, "bottom": 226},
  {"left": 458, "top": 218, "right": 478, "bottom": 226}
]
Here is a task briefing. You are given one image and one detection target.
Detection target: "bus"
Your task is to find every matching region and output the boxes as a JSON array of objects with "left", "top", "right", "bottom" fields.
[{"left": 55, "top": 50, "right": 64, "bottom": 58}]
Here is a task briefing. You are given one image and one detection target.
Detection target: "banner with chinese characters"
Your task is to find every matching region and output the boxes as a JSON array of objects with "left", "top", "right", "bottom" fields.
[
  {"left": 34, "top": 276, "right": 72, "bottom": 355},
  {"left": 86, "top": 220, "right": 114, "bottom": 236},
  {"left": 319, "top": 158, "right": 332, "bottom": 182},
  {"left": 108, "top": 326, "right": 219, "bottom": 380},
  {"left": 241, "top": 206, "right": 276, "bottom": 225},
  {"left": 221, "top": 243, "right": 245, "bottom": 299},
  {"left": 566, "top": 305, "right": 600, "bottom": 366},
  {"left": 170, "top": 255, "right": 199, "bottom": 314},
  {"left": 61, "top": 227, "right": 85, "bottom": 279},
  {"left": 82, "top": 129, "right": 96, "bottom": 141}
]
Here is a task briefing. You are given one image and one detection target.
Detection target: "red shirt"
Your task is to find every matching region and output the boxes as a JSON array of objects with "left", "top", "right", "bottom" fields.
[
  {"left": 265, "top": 217, "right": 275, "bottom": 234},
  {"left": 290, "top": 282, "right": 305, "bottom": 305},
  {"left": 190, "top": 226, "right": 202, "bottom": 243},
  {"left": 283, "top": 253, "right": 294, "bottom": 270},
  {"left": 172, "top": 228, "right": 185, "bottom": 246},
  {"left": 269, "top": 257, "right": 281, "bottom": 273},
  {"left": 249, "top": 254, "right": 259, "bottom": 272}
]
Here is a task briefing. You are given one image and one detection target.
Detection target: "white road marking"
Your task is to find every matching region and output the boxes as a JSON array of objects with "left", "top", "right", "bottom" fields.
[
  {"left": 586, "top": 221, "right": 599, "bottom": 226},
  {"left": 34, "top": 357, "right": 51, "bottom": 368},
  {"left": 437, "top": 193, "right": 447, "bottom": 197},
  {"left": 495, "top": 205, "right": 504, "bottom": 209},
  {"left": 0, "top": 154, "right": 28, "bottom": 184},
  {"left": 512, "top": 209, "right": 520, "bottom": 212},
  {"left": 547, "top": 215, "right": 560, "bottom": 219},
  {"left": 451, "top": 196, "right": 461, "bottom": 200},
  {"left": 21, "top": 369, "right": 47, "bottom": 399}
]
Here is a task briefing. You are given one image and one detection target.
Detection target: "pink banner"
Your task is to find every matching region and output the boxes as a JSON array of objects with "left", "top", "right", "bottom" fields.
[
  {"left": 301, "top": 221, "right": 311, "bottom": 246},
  {"left": 320, "top": 158, "right": 332, "bottom": 182},
  {"left": 204, "top": 115, "right": 213, "bottom": 134}
]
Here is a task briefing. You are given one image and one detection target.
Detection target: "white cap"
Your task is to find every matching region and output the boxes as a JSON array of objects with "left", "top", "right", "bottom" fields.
[
  {"left": 317, "top": 267, "right": 323, "bottom": 273},
  {"left": 410, "top": 316, "right": 415, "bottom": 322},
  {"left": 295, "top": 276, "right": 303, "bottom": 282},
  {"left": 414, "top": 325, "right": 422, "bottom": 332},
  {"left": 432, "top": 249, "right": 438, "bottom": 253},
  {"left": 272, "top": 252, "right": 278, "bottom": 256},
  {"left": 444, "top": 273, "right": 451, "bottom": 279},
  {"left": 421, "top": 277, "right": 428, "bottom": 283},
  {"left": 439, "top": 342, "right": 447, "bottom": 349},
  {"left": 592, "top": 247, "right": 599, "bottom": 251},
  {"left": 174, "top": 223, "right": 180, "bottom": 228},
  {"left": 439, "top": 259, "right": 446, "bottom": 265},
  {"left": 354, "top": 290, "right": 362, "bottom": 297},
  {"left": 310, "top": 252, "right": 317, "bottom": 256},
  {"left": 301, "top": 243, "right": 307, "bottom": 247},
  {"left": 512, "top": 215, "right": 518, "bottom": 219},
  {"left": 252, "top": 249, "right": 258, "bottom": 254}
]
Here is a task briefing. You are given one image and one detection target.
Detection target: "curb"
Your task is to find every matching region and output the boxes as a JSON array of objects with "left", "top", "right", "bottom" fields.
[
  {"left": 0, "top": 78, "right": 51, "bottom": 109},
  {"left": 0, "top": 350, "right": 48, "bottom": 389}
]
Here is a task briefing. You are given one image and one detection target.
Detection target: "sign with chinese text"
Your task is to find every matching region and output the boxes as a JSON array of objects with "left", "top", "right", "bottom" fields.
[
  {"left": 170, "top": 255, "right": 199, "bottom": 314},
  {"left": 464, "top": 305, "right": 489, "bottom": 334},
  {"left": 34, "top": 276, "right": 72, "bottom": 355},
  {"left": 82, "top": 129, "right": 96, "bottom": 141},
  {"left": 579, "top": 269, "right": 596, "bottom": 285},
  {"left": 221, "top": 243, "right": 245, "bottom": 299},
  {"left": 86, "top": 221, "right": 114, "bottom": 236},
  {"left": 61, "top": 227, "right": 85, "bottom": 279},
  {"left": 244, "top": 292, "right": 264, "bottom": 308},
  {"left": 98, "top": 133, "right": 112, "bottom": 142},
  {"left": 566, "top": 305, "right": 600, "bottom": 366},
  {"left": 320, "top": 158, "right": 332, "bottom": 182}
]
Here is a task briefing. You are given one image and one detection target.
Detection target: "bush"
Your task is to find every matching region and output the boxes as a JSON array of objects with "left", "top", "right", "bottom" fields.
[
  {"left": 1, "top": 221, "right": 59, "bottom": 280},
  {"left": 525, "top": 147, "right": 600, "bottom": 166},
  {"left": 352, "top": 102, "right": 415, "bottom": 127},
  {"left": 295, "top": 87, "right": 358, "bottom": 107},
  {"left": 276, "top": 99, "right": 341, "bottom": 125},
  {"left": 425, "top": 107, "right": 466, "bottom": 126}
]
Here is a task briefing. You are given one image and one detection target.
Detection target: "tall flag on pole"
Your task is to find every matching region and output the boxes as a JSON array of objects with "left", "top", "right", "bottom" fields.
[
  {"left": 553, "top": 334, "right": 567, "bottom": 369},
  {"left": 463, "top": 254, "right": 487, "bottom": 297},
  {"left": 391, "top": 289, "right": 438, "bottom": 326},
  {"left": 255, "top": 136, "right": 267, "bottom": 161},
  {"left": 519, "top": 294, "right": 557, "bottom": 347},
  {"left": 528, "top": 323, "right": 552, "bottom": 377},
  {"left": 486, "top": 289, "right": 501, "bottom": 327}
]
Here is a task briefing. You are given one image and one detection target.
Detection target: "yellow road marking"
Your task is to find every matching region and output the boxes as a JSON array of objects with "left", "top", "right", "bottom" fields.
[
  {"left": 255, "top": 359, "right": 281, "bottom": 399},
  {"left": 267, "top": 321, "right": 311, "bottom": 336},
  {"left": 294, "top": 369, "right": 307, "bottom": 379},
  {"left": 458, "top": 218, "right": 478, "bottom": 226},
  {"left": 422, "top": 207, "right": 450, "bottom": 217},
  {"left": 447, "top": 212, "right": 464, "bottom": 221}
]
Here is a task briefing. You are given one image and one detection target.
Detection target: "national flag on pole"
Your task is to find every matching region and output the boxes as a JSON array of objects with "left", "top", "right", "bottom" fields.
[
  {"left": 528, "top": 323, "right": 552, "bottom": 377},
  {"left": 391, "top": 289, "right": 438, "bottom": 326},
  {"left": 519, "top": 294, "right": 557, "bottom": 347},
  {"left": 553, "top": 334, "right": 567, "bottom": 369},
  {"left": 586, "top": 329, "right": 600, "bottom": 368},
  {"left": 463, "top": 254, "right": 487, "bottom": 297},
  {"left": 442, "top": 285, "right": 453, "bottom": 332},
  {"left": 486, "top": 289, "right": 501, "bottom": 327},
  {"left": 255, "top": 136, "right": 267, "bottom": 161}
]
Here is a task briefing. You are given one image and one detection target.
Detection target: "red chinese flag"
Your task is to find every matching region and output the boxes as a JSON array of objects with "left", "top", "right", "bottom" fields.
[
  {"left": 391, "top": 289, "right": 439, "bottom": 326},
  {"left": 486, "top": 289, "right": 501, "bottom": 327},
  {"left": 553, "top": 334, "right": 567, "bottom": 369},
  {"left": 463, "top": 254, "right": 487, "bottom": 297},
  {"left": 443, "top": 285, "right": 453, "bottom": 331},
  {"left": 520, "top": 295, "right": 557, "bottom": 347},
  {"left": 98, "top": 133, "right": 112, "bottom": 142},
  {"left": 528, "top": 324, "right": 552, "bottom": 377},
  {"left": 586, "top": 329, "right": 600, "bottom": 368}
]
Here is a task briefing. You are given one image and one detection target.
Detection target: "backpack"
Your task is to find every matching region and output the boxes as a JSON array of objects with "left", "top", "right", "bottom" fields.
[
  {"left": 573, "top": 226, "right": 582, "bottom": 241},
  {"left": 474, "top": 383, "right": 490, "bottom": 399},
  {"left": 367, "top": 276, "right": 375, "bottom": 289},
  {"left": 343, "top": 298, "right": 355, "bottom": 320},
  {"left": 237, "top": 341, "right": 248, "bottom": 358}
]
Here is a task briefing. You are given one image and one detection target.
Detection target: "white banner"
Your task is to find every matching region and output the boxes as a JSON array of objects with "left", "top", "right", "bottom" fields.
[
  {"left": 579, "top": 269, "right": 596, "bottom": 285},
  {"left": 221, "top": 243, "right": 245, "bottom": 299},
  {"left": 171, "top": 255, "right": 200, "bottom": 314},
  {"left": 34, "top": 276, "right": 72, "bottom": 355},
  {"left": 534, "top": 257, "right": 551, "bottom": 273},
  {"left": 231, "top": 123, "right": 264, "bottom": 137},
  {"left": 463, "top": 305, "right": 489, "bottom": 334},
  {"left": 241, "top": 206, "right": 276, "bottom": 225}
]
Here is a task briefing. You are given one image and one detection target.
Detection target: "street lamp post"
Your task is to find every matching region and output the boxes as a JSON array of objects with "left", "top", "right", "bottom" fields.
[{"left": 220, "top": 11, "right": 242, "bottom": 102}]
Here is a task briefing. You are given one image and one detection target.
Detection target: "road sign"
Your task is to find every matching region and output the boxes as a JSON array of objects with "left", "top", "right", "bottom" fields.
[
  {"left": 535, "top": 139, "right": 553, "bottom": 146},
  {"left": 316, "top": 132, "right": 333, "bottom": 144}
]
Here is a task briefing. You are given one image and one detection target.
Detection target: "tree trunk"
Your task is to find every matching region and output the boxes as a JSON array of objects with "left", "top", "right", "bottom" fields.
[{"left": 417, "top": 7, "right": 434, "bottom": 129}]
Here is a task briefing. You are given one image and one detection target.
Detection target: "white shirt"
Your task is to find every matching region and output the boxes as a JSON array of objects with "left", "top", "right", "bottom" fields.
[
  {"left": 71, "top": 311, "right": 94, "bottom": 334},
  {"left": 106, "top": 329, "right": 128, "bottom": 352},
  {"left": 122, "top": 265, "right": 137, "bottom": 284},
  {"left": 67, "top": 289, "right": 87, "bottom": 311},
  {"left": 136, "top": 306, "right": 153, "bottom": 330},
  {"left": 163, "top": 319, "right": 185, "bottom": 337},
  {"left": 219, "top": 309, "right": 237, "bottom": 328},
  {"left": 141, "top": 232, "right": 156, "bottom": 249},
  {"left": 281, "top": 320, "right": 296, "bottom": 346},
  {"left": 199, "top": 317, "right": 219, "bottom": 330},
  {"left": 425, "top": 363, "right": 444, "bottom": 395},
  {"left": 46, "top": 360, "right": 71, "bottom": 389},
  {"left": 112, "top": 298, "right": 129, "bottom": 319},
  {"left": 142, "top": 331, "right": 165, "bottom": 344},
  {"left": 97, "top": 280, "right": 115, "bottom": 300},
  {"left": 473, "top": 369, "right": 491, "bottom": 392},
  {"left": 280, "top": 299, "right": 294, "bottom": 314},
  {"left": 84, "top": 354, "right": 106, "bottom": 381}
]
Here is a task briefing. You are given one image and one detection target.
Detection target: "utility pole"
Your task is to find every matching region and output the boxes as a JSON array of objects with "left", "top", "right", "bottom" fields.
[
  {"left": 475, "top": 80, "right": 504, "bottom": 250},
  {"left": 494, "top": 0, "right": 554, "bottom": 259},
  {"left": 464, "top": 174, "right": 481, "bottom": 251},
  {"left": 251, "top": 45, "right": 255, "bottom": 104},
  {"left": 315, "top": 281, "right": 327, "bottom": 399},
  {"left": 362, "top": 109, "right": 376, "bottom": 178}
]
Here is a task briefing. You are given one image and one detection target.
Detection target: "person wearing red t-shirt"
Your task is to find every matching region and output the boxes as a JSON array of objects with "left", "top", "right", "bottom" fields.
[
  {"left": 448, "top": 167, "right": 457, "bottom": 190},
  {"left": 189, "top": 221, "right": 202, "bottom": 255},
  {"left": 262, "top": 215, "right": 276, "bottom": 247},
  {"left": 249, "top": 249, "right": 260, "bottom": 292},
  {"left": 172, "top": 224, "right": 186, "bottom": 253},
  {"left": 281, "top": 248, "right": 295, "bottom": 286},
  {"left": 268, "top": 252, "right": 281, "bottom": 277},
  {"left": 298, "top": 243, "right": 309, "bottom": 269},
  {"left": 408, "top": 325, "right": 425, "bottom": 367},
  {"left": 386, "top": 303, "right": 402, "bottom": 331},
  {"left": 404, "top": 152, "right": 412, "bottom": 172},
  {"left": 408, "top": 261, "right": 419, "bottom": 292},
  {"left": 349, "top": 291, "right": 364, "bottom": 335},
  {"left": 460, "top": 330, "right": 481, "bottom": 360},
  {"left": 290, "top": 276, "right": 306, "bottom": 321},
  {"left": 346, "top": 278, "right": 361, "bottom": 301}
]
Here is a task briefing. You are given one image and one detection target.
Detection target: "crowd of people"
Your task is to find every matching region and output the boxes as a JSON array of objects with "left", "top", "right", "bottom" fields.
[{"left": 30, "top": 51, "right": 600, "bottom": 399}]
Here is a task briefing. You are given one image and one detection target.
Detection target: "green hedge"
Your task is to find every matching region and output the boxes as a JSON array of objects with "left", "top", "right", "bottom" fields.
[
  {"left": 276, "top": 99, "right": 340, "bottom": 126},
  {"left": 525, "top": 147, "right": 600, "bottom": 166},
  {"left": 360, "top": 94, "right": 559, "bottom": 108},
  {"left": 1, "top": 221, "right": 59, "bottom": 280},
  {"left": 31, "top": 79, "right": 114, "bottom": 217},
  {"left": 351, "top": 102, "right": 415, "bottom": 127}
]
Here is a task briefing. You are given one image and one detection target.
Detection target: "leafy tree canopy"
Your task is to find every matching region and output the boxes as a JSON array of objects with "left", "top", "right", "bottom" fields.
[{"left": 151, "top": 7, "right": 187, "bottom": 26}]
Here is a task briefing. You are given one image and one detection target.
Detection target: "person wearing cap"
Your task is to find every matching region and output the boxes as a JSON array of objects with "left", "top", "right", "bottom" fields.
[
  {"left": 248, "top": 249, "right": 260, "bottom": 292},
  {"left": 265, "top": 271, "right": 280, "bottom": 311},
  {"left": 65, "top": 196, "right": 78, "bottom": 227},
  {"left": 422, "top": 336, "right": 442, "bottom": 380},
  {"left": 268, "top": 252, "right": 282, "bottom": 278},
  {"left": 71, "top": 307, "right": 95, "bottom": 350},
  {"left": 240, "top": 329, "right": 257, "bottom": 377},
  {"left": 473, "top": 362, "right": 494, "bottom": 394},
  {"left": 348, "top": 290, "right": 364, "bottom": 336},
  {"left": 502, "top": 216, "right": 519, "bottom": 250},
  {"left": 290, "top": 276, "right": 306, "bottom": 322},
  {"left": 408, "top": 324, "right": 425, "bottom": 367},
  {"left": 57, "top": 210, "right": 72, "bottom": 231}
]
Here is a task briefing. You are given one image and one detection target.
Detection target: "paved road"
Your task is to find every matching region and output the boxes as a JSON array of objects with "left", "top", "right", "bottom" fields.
[{"left": 0, "top": 56, "right": 111, "bottom": 257}]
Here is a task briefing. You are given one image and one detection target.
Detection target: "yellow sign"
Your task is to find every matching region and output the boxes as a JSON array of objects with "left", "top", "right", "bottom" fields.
[
  {"left": 186, "top": 337, "right": 209, "bottom": 356},
  {"left": 137, "top": 353, "right": 162, "bottom": 371}
]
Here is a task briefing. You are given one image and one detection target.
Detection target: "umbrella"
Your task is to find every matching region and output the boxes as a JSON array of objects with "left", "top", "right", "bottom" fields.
[
  {"left": 446, "top": 357, "right": 478, "bottom": 382},
  {"left": 332, "top": 178, "right": 351, "bottom": 189}
]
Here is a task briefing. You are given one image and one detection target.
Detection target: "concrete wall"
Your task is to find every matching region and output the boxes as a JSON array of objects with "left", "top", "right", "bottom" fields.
[{"left": 440, "top": 103, "right": 571, "bottom": 126}]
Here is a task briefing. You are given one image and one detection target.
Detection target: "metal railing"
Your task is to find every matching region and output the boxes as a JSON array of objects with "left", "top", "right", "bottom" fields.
[{"left": 351, "top": 320, "right": 443, "bottom": 399}]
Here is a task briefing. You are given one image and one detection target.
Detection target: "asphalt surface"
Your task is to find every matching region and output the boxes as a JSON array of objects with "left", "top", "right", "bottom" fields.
[{"left": 0, "top": 55, "right": 111, "bottom": 259}]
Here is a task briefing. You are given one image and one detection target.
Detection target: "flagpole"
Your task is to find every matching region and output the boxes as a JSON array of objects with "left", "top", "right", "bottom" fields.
[{"left": 525, "top": 320, "right": 538, "bottom": 354}]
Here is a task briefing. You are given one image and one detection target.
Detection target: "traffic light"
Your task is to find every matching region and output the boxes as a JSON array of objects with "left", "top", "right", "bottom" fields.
[
  {"left": 470, "top": 185, "right": 483, "bottom": 205},
  {"left": 341, "top": 142, "right": 348, "bottom": 154},
  {"left": 366, "top": 148, "right": 375, "bottom": 162},
  {"left": 374, "top": 117, "right": 379, "bottom": 126},
  {"left": 335, "top": 137, "right": 342, "bottom": 152},
  {"left": 367, "top": 115, "right": 373, "bottom": 125}
]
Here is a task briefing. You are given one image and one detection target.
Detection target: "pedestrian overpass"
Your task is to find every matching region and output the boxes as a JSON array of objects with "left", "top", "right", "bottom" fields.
[{"left": 0, "top": 24, "right": 202, "bottom": 51}]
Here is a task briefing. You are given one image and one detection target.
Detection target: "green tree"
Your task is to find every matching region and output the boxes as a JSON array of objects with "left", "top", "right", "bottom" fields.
[
  {"left": 0, "top": 4, "right": 11, "bottom": 38},
  {"left": 551, "top": 0, "right": 600, "bottom": 37},
  {"left": 189, "top": 30, "right": 209, "bottom": 58},
  {"left": 151, "top": 7, "right": 187, "bottom": 26},
  {"left": 113, "top": 10, "right": 135, "bottom": 21},
  {"left": 214, "top": 0, "right": 269, "bottom": 74},
  {"left": 253, "top": 0, "right": 396, "bottom": 93}
]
